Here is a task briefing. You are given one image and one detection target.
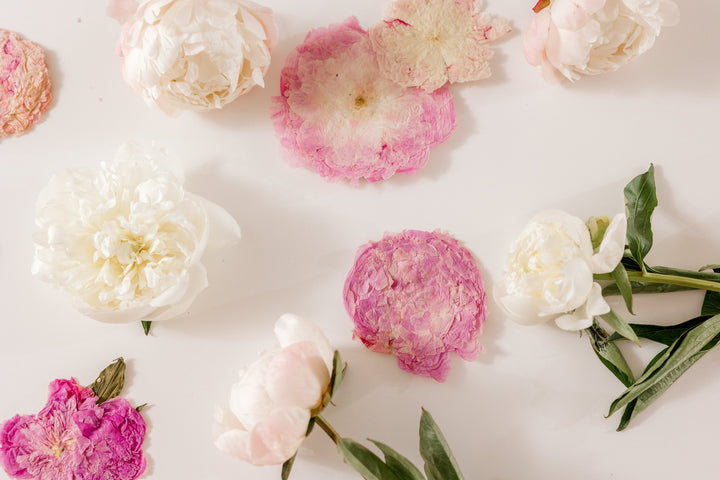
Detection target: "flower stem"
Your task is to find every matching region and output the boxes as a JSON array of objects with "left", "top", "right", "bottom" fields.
[
  {"left": 314, "top": 415, "right": 341, "bottom": 445},
  {"left": 595, "top": 271, "right": 720, "bottom": 293}
]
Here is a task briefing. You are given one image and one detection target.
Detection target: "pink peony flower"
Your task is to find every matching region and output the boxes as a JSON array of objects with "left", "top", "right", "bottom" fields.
[
  {"left": 271, "top": 17, "right": 455, "bottom": 183},
  {"left": 343, "top": 230, "right": 486, "bottom": 382},
  {"left": 369, "top": 0, "right": 510, "bottom": 92},
  {"left": 0, "top": 379, "right": 146, "bottom": 480},
  {"left": 0, "top": 29, "right": 52, "bottom": 138}
]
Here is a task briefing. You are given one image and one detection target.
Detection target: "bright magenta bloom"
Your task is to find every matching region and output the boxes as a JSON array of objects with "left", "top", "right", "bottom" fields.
[
  {"left": 0, "top": 29, "right": 52, "bottom": 137},
  {"left": 271, "top": 17, "right": 454, "bottom": 183},
  {"left": 344, "top": 230, "right": 486, "bottom": 382},
  {"left": 0, "top": 379, "right": 146, "bottom": 480}
]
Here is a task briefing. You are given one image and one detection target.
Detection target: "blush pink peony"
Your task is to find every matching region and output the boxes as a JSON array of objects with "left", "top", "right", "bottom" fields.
[
  {"left": 0, "top": 29, "right": 52, "bottom": 138},
  {"left": 271, "top": 17, "right": 455, "bottom": 183},
  {"left": 369, "top": 0, "right": 510, "bottom": 92},
  {"left": 343, "top": 230, "right": 486, "bottom": 382},
  {"left": 0, "top": 379, "right": 146, "bottom": 480}
]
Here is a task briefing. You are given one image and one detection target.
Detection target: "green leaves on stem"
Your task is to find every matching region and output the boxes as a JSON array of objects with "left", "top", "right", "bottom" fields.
[
  {"left": 336, "top": 410, "right": 464, "bottom": 480},
  {"left": 623, "top": 164, "right": 657, "bottom": 271},
  {"left": 87, "top": 357, "right": 126, "bottom": 404}
]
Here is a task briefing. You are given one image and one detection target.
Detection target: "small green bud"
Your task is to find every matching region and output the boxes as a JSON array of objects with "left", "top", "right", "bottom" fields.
[{"left": 587, "top": 216, "right": 611, "bottom": 250}]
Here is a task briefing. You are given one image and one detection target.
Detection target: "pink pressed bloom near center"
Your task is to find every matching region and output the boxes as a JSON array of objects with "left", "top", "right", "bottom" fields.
[
  {"left": 271, "top": 17, "right": 455, "bottom": 183},
  {"left": 344, "top": 230, "right": 487, "bottom": 382}
]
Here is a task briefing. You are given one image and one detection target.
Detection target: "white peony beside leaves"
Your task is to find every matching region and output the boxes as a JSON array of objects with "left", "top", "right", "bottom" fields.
[
  {"left": 497, "top": 210, "right": 626, "bottom": 331},
  {"left": 109, "top": 0, "right": 278, "bottom": 115},
  {"left": 524, "top": 0, "right": 679, "bottom": 81},
  {"left": 214, "top": 314, "right": 336, "bottom": 466},
  {"left": 32, "top": 142, "right": 241, "bottom": 325}
]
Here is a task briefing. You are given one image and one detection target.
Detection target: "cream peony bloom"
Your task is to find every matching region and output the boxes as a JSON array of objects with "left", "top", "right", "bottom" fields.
[
  {"left": 112, "top": 0, "right": 278, "bottom": 115},
  {"left": 497, "top": 211, "right": 626, "bottom": 331},
  {"left": 523, "top": 0, "right": 679, "bottom": 81},
  {"left": 214, "top": 314, "right": 334, "bottom": 466},
  {"left": 31, "top": 142, "right": 241, "bottom": 324}
]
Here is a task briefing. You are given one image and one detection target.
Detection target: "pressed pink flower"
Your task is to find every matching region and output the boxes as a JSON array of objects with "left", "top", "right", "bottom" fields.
[
  {"left": 368, "top": 0, "right": 510, "bottom": 92},
  {"left": 271, "top": 17, "right": 455, "bottom": 183},
  {"left": 0, "top": 29, "right": 52, "bottom": 138},
  {"left": 343, "top": 230, "right": 486, "bottom": 382},
  {"left": 0, "top": 379, "right": 146, "bottom": 480}
]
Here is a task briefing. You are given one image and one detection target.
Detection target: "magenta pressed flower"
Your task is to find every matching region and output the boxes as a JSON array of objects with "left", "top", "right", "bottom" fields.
[
  {"left": 343, "top": 230, "right": 486, "bottom": 382},
  {"left": 368, "top": 0, "right": 510, "bottom": 92},
  {"left": 271, "top": 17, "right": 455, "bottom": 183},
  {"left": 0, "top": 378, "right": 146, "bottom": 480},
  {"left": 0, "top": 29, "right": 52, "bottom": 138}
]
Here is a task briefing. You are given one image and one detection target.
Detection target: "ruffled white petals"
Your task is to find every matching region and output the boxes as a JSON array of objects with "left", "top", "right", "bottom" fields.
[
  {"left": 523, "top": 0, "right": 679, "bottom": 81},
  {"left": 592, "top": 213, "right": 627, "bottom": 273},
  {"left": 215, "top": 316, "right": 333, "bottom": 466},
  {"left": 32, "top": 142, "right": 240, "bottom": 324},
  {"left": 274, "top": 313, "right": 334, "bottom": 372},
  {"left": 498, "top": 210, "right": 609, "bottom": 329},
  {"left": 115, "top": 0, "right": 277, "bottom": 115}
]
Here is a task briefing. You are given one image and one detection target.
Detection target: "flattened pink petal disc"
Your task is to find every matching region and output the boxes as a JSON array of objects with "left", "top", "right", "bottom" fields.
[
  {"left": 343, "top": 230, "right": 487, "bottom": 382},
  {"left": 271, "top": 17, "right": 455, "bottom": 183},
  {"left": 0, "top": 30, "right": 52, "bottom": 138}
]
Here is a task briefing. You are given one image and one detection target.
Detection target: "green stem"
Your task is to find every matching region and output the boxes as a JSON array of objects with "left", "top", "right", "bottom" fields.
[
  {"left": 595, "top": 271, "right": 720, "bottom": 293},
  {"left": 314, "top": 414, "right": 341, "bottom": 445}
]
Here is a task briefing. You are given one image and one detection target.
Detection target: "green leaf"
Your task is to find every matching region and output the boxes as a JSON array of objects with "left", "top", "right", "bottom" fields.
[
  {"left": 135, "top": 403, "right": 147, "bottom": 413},
  {"left": 624, "top": 165, "right": 658, "bottom": 270},
  {"left": 587, "top": 322, "right": 634, "bottom": 387},
  {"left": 700, "top": 264, "right": 720, "bottom": 272},
  {"left": 600, "top": 309, "right": 639, "bottom": 345},
  {"left": 337, "top": 438, "right": 400, "bottom": 480},
  {"left": 652, "top": 265, "right": 720, "bottom": 282},
  {"left": 281, "top": 452, "right": 297, "bottom": 480},
  {"left": 329, "top": 350, "right": 346, "bottom": 398},
  {"left": 608, "top": 317, "right": 707, "bottom": 345},
  {"left": 602, "top": 282, "right": 693, "bottom": 297},
  {"left": 610, "top": 263, "right": 634, "bottom": 314},
  {"left": 419, "top": 409, "right": 464, "bottom": 480},
  {"left": 87, "top": 358, "right": 126, "bottom": 404},
  {"left": 608, "top": 314, "right": 720, "bottom": 419},
  {"left": 615, "top": 347, "right": 669, "bottom": 430},
  {"left": 702, "top": 291, "right": 720, "bottom": 317},
  {"left": 305, "top": 417, "right": 315, "bottom": 436},
  {"left": 370, "top": 440, "right": 426, "bottom": 480},
  {"left": 141, "top": 321, "right": 152, "bottom": 336}
]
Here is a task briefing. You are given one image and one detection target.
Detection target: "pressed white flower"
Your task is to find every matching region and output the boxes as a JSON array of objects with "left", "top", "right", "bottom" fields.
[
  {"left": 524, "top": 0, "right": 679, "bottom": 81},
  {"left": 497, "top": 210, "right": 626, "bottom": 331},
  {"left": 31, "top": 142, "right": 241, "bottom": 324},
  {"left": 112, "top": 0, "right": 278, "bottom": 115}
]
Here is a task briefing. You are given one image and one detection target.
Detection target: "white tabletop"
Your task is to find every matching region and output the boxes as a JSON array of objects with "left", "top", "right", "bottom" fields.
[{"left": 2, "top": 1, "right": 720, "bottom": 479}]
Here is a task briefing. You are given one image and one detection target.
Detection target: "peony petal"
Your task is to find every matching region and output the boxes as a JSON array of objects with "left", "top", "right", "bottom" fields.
[
  {"left": 264, "top": 342, "right": 330, "bottom": 409},
  {"left": 229, "top": 350, "right": 277, "bottom": 429},
  {"left": 189, "top": 194, "right": 242, "bottom": 250},
  {"left": 592, "top": 213, "right": 626, "bottom": 274},
  {"left": 145, "top": 263, "right": 208, "bottom": 321},
  {"left": 274, "top": 314, "right": 333, "bottom": 372},
  {"left": 245, "top": 407, "right": 310, "bottom": 466}
]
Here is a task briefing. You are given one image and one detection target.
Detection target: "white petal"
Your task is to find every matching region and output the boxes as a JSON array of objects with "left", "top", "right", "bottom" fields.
[
  {"left": 264, "top": 342, "right": 330, "bottom": 409},
  {"left": 189, "top": 194, "right": 242, "bottom": 250},
  {"left": 585, "top": 282, "right": 610, "bottom": 317},
  {"left": 229, "top": 350, "right": 276, "bottom": 428},
  {"left": 274, "top": 314, "right": 334, "bottom": 372},
  {"left": 245, "top": 406, "right": 310, "bottom": 466},
  {"left": 145, "top": 263, "right": 208, "bottom": 321},
  {"left": 592, "top": 213, "right": 626, "bottom": 273},
  {"left": 498, "top": 292, "right": 548, "bottom": 325}
]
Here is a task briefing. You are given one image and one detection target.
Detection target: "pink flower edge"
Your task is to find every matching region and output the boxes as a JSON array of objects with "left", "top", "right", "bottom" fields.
[
  {"left": 344, "top": 230, "right": 486, "bottom": 381},
  {"left": 0, "top": 29, "right": 53, "bottom": 138},
  {"left": 0, "top": 379, "right": 146, "bottom": 480},
  {"left": 271, "top": 17, "right": 455, "bottom": 183}
]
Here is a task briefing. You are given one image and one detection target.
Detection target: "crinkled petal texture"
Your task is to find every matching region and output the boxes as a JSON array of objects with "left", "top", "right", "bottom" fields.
[
  {"left": 214, "top": 314, "right": 333, "bottom": 466},
  {"left": 523, "top": 0, "right": 679, "bottom": 81},
  {"left": 0, "top": 29, "right": 52, "bottom": 137},
  {"left": 31, "top": 142, "right": 241, "bottom": 324},
  {"left": 271, "top": 17, "right": 455, "bottom": 183},
  {"left": 497, "top": 210, "right": 622, "bottom": 331},
  {"left": 117, "top": 0, "right": 277, "bottom": 115},
  {"left": 0, "top": 379, "right": 146, "bottom": 480},
  {"left": 343, "top": 230, "right": 486, "bottom": 382},
  {"left": 369, "top": 0, "right": 510, "bottom": 92}
]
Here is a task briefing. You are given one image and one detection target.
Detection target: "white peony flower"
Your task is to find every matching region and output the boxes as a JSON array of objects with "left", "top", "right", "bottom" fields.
[
  {"left": 214, "top": 314, "right": 334, "bottom": 466},
  {"left": 497, "top": 211, "right": 626, "bottom": 331},
  {"left": 111, "top": 0, "right": 278, "bottom": 115},
  {"left": 31, "top": 142, "right": 241, "bottom": 324},
  {"left": 523, "top": 0, "right": 679, "bottom": 81}
]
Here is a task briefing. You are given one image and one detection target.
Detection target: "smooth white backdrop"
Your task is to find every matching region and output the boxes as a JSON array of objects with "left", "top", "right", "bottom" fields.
[{"left": 1, "top": 1, "right": 719, "bottom": 479}]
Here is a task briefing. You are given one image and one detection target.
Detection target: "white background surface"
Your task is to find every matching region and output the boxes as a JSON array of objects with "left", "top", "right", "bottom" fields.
[{"left": 2, "top": 1, "right": 720, "bottom": 479}]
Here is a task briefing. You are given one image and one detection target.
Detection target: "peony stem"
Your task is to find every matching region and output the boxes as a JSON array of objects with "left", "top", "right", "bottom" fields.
[
  {"left": 595, "top": 271, "right": 720, "bottom": 293},
  {"left": 314, "top": 415, "right": 341, "bottom": 445}
]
